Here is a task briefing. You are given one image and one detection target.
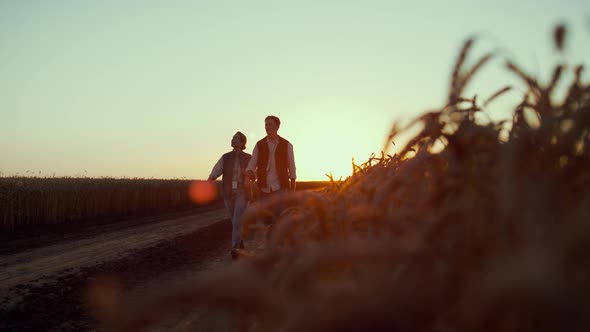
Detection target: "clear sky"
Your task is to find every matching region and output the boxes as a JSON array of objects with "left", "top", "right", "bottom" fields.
[{"left": 1, "top": 1, "right": 589, "bottom": 180}]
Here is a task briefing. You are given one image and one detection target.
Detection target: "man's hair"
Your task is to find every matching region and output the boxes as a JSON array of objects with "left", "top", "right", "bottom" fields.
[
  {"left": 236, "top": 131, "right": 247, "bottom": 150},
  {"left": 265, "top": 115, "right": 281, "bottom": 127}
]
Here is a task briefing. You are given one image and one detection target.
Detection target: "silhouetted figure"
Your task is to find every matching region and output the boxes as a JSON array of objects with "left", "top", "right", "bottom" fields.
[
  {"left": 246, "top": 115, "right": 296, "bottom": 227},
  {"left": 208, "top": 131, "right": 251, "bottom": 259}
]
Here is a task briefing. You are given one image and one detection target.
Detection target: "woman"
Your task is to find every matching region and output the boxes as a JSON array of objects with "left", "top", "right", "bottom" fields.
[{"left": 208, "top": 131, "right": 252, "bottom": 259}]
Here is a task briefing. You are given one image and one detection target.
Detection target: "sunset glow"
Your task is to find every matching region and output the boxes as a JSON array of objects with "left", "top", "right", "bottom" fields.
[{"left": 1, "top": 1, "right": 588, "bottom": 180}]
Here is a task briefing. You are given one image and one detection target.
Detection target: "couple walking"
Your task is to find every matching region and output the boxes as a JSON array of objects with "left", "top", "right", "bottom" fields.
[{"left": 207, "top": 115, "right": 296, "bottom": 259}]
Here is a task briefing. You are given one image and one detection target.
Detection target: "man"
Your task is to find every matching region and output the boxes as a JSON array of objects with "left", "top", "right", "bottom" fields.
[
  {"left": 208, "top": 131, "right": 251, "bottom": 260},
  {"left": 246, "top": 115, "right": 296, "bottom": 223}
]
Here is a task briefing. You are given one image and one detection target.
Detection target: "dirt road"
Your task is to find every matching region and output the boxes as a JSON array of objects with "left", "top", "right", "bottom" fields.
[{"left": 0, "top": 208, "right": 232, "bottom": 331}]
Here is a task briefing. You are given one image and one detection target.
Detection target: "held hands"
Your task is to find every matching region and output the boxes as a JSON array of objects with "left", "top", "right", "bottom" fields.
[
  {"left": 241, "top": 171, "right": 295, "bottom": 191},
  {"left": 246, "top": 170, "right": 256, "bottom": 181}
]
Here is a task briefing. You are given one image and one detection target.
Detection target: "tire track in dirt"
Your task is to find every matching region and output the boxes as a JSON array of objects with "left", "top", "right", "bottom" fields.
[
  {"left": 0, "top": 209, "right": 232, "bottom": 332},
  {"left": 0, "top": 209, "right": 228, "bottom": 288}
]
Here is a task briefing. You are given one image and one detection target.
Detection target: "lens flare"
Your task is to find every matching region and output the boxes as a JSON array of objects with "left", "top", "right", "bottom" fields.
[{"left": 189, "top": 180, "right": 218, "bottom": 205}]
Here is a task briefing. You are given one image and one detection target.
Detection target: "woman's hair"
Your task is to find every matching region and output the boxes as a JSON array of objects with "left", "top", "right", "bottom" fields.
[{"left": 235, "top": 131, "right": 247, "bottom": 150}]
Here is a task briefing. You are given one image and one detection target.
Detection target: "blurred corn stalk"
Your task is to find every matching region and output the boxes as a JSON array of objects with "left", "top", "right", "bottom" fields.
[{"left": 111, "top": 25, "right": 590, "bottom": 332}]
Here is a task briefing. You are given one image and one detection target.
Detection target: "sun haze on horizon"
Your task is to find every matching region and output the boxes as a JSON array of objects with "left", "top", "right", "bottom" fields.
[{"left": 1, "top": 1, "right": 588, "bottom": 181}]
